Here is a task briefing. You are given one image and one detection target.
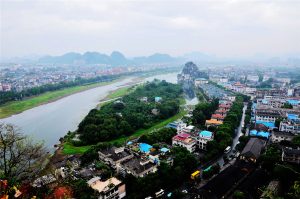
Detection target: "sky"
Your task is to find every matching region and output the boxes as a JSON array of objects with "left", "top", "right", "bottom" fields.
[{"left": 1, "top": 0, "right": 300, "bottom": 59}]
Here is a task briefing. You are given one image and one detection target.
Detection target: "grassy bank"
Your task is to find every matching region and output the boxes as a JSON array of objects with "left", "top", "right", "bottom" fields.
[
  {"left": 62, "top": 142, "right": 92, "bottom": 154},
  {"left": 0, "top": 80, "right": 120, "bottom": 119}
]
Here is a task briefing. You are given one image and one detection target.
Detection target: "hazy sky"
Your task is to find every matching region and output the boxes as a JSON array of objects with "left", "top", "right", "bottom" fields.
[{"left": 1, "top": 0, "right": 300, "bottom": 59}]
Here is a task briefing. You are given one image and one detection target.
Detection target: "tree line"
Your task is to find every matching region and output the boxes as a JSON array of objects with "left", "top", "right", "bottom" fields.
[
  {"left": 204, "top": 95, "right": 245, "bottom": 161},
  {"left": 0, "top": 75, "right": 120, "bottom": 105},
  {"left": 191, "top": 98, "right": 219, "bottom": 128}
]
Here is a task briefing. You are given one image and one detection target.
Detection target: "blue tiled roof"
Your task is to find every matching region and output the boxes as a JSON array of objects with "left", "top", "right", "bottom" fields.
[
  {"left": 139, "top": 143, "right": 153, "bottom": 153},
  {"left": 199, "top": 130, "right": 213, "bottom": 137},
  {"left": 287, "top": 99, "right": 299, "bottom": 105},
  {"left": 256, "top": 120, "right": 275, "bottom": 128},
  {"left": 250, "top": 129, "right": 270, "bottom": 138}
]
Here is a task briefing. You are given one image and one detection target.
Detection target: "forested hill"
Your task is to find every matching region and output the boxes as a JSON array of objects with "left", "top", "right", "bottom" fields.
[{"left": 76, "top": 80, "right": 183, "bottom": 145}]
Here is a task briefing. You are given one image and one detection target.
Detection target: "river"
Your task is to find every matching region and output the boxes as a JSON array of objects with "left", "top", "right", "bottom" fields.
[{"left": 0, "top": 73, "right": 182, "bottom": 149}]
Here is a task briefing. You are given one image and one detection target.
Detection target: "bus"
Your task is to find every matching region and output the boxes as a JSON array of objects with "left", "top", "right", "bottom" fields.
[
  {"left": 191, "top": 170, "right": 200, "bottom": 180},
  {"left": 224, "top": 146, "right": 231, "bottom": 153}
]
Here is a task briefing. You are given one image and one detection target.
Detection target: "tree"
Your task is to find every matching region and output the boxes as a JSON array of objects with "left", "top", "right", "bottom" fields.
[
  {"left": 275, "top": 118, "right": 283, "bottom": 128},
  {"left": 233, "top": 190, "right": 246, "bottom": 199},
  {"left": 282, "top": 103, "right": 293, "bottom": 109},
  {"left": 292, "top": 135, "right": 300, "bottom": 147},
  {"left": 0, "top": 123, "right": 48, "bottom": 181}
]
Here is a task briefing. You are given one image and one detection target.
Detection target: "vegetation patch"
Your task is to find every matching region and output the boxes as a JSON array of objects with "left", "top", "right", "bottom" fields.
[
  {"left": 62, "top": 142, "right": 92, "bottom": 154},
  {"left": 76, "top": 80, "right": 183, "bottom": 145}
]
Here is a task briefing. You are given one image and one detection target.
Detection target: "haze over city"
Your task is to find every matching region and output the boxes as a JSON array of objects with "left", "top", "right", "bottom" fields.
[{"left": 1, "top": 0, "right": 300, "bottom": 60}]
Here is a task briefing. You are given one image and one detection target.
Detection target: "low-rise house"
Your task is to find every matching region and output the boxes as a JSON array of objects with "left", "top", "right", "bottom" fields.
[
  {"left": 219, "top": 104, "right": 231, "bottom": 111},
  {"left": 279, "top": 114, "right": 300, "bottom": 134},
  {"left": 179, "top": 125, "right": 195, "bottom": 134},
  {"left": 87, "top": 177, "right": 126, "bottom": 199},
  {"left": 32, "top": 174, "right": 57, "bottom": 188},
  {"left": 240, "top": 138, "right": 266, "bottom": 163},
  {"left": 172, "top": 133, "right": 196, "bottom": 153},
  {"left": 205, "top": 119, "right": 223, "bottom": 127},
  {"left": 257, "top": 98, "right": 286, "bottom": 108},
  {"left": 215, "top": 109, "right": 227, "bottom": 116},
  {"left": 118, "top": 156, "right": 158, "bottom": 177},
  {"left": 211, "top": 114, "right": 225, "bottom": 121},
  {"left": 282, "top": 147, "right": 300, "bottom": 164},
  {"left": 271, "top": 131, "right": 295, "bottom": 143},
  {"left": 98, "top": 147, "right": 134, "bottom": 169},
  {"left": 196, "top": 130, "right": 214, "bottom": 150}
]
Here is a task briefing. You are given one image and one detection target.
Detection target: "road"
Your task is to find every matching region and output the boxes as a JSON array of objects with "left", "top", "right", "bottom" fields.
[
  {"left": 215, "top": 103, "right": 247, "bottom": 168},
  {"left": 195, "top": 103, "right": 248, "bottom": 189}
]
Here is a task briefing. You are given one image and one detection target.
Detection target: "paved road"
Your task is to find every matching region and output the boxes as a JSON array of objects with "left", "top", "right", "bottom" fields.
[
  {"left": 215, "top": 103, "right": 247, "bottom": 168},
  {"left": 193, "top": 103, "right": 248, "bottom": 190}
]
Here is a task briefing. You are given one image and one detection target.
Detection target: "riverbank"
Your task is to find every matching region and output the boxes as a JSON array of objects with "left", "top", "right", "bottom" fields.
[
  {"left": 62, "top": 107, "right": 187, "bottom": 155},
  {"left": 62, "top": 81, "right": 186, "bottom": 155},
  {"left": 0, "top": 79, "right": 123, "bottom": 119}
]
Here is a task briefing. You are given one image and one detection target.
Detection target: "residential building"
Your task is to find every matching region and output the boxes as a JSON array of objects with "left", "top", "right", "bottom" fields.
[
  {"left": 279, "top": 114, "right": 300, "bottom": 134},
  {"left": 215, "top": 109, "right": 227, "bottom": 116},
  {"left": 255, "top": 109, "right": 282, "bottom": 122},
  {"left": 98, "top": 147, "right": 133, "bottom": 169},
  {"left": 205, "top": 119, "right": 223, "bottom": 127},
  {"left": 282, "top": 147, "right": 300, "bottom": 164},
  {"left": 240, "top": 138, "right": 266, "bottom": 163},
  {"left": 271, "top": 131, "right": 295, "bottom": 143},
  {"left": 211, "top": 114, "right": 225, "bottom": 121},
  {"left": 118, "top": 156, "right": 158, "bottom": 177},
  {"left": 87, "top": 177, "right": 126, "bottom": 199},
  {"left": 257, "top": 98, "right": 286, "bottom": 108},
  {"left": 172, "top": 133, "right": 196, "bottom": 153},
  {"left": 196, "top": 131, "right": 214, "bottom": 150}
]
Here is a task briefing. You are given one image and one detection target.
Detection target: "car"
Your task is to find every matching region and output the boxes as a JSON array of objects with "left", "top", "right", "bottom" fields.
[{"left": 182, "top": 190, "right": 188, "bottom": 194}]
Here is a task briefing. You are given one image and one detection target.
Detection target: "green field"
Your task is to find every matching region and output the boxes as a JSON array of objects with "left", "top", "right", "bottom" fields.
[
  {"left": 62, "top": 142, "right": 92, "bottom": 154},
  {"left": 97, "top": 85, "right": 137, "bottom": 109},
  {"left": 106, "top": 86, "right": 133, "bottom": 99},
  {"left": 0, "top": 80, "right": 119, "bottom": 119}
]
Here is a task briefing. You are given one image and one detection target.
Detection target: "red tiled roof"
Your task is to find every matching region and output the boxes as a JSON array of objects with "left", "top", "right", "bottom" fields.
[
  {"left": 173, "top": 133, "right": 190, "bottom": 141},
  {"left": 219, "top": 104, "right": 231, "bottom": 108},
  {"left": 212, "top": 114, "right": 225, "bottom": 119}
]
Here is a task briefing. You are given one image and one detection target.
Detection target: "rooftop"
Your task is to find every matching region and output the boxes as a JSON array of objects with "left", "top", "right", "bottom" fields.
[
  {"left": 122, "top": 157, "right": 156, "bottom": 174},
  {"left": 88, "top": 177, "right": 122, "bottom": 193},
  {"left": 199, "top": 130, "right": 213, "bottom": 138},
  {"left": 99, "top": 147, "right": 132, "bottom": 162},
  {"left": 206, "top": 119, "right": 223, "bottom": 125},
  {"left": 249, "top": 130, "right": 270, "bottom": 139},
  {"left": 139, "top": 143, "right": 153, "bottom": 153},
  {"left": 241, "top": 138, "right": 265, "bottom": 159},
  {"left": 256, "top": 120, "right": 275, "bottom": 128}
]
